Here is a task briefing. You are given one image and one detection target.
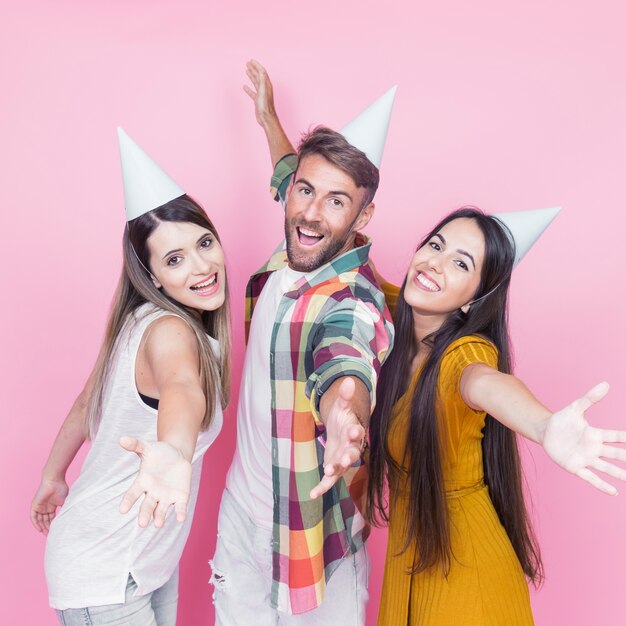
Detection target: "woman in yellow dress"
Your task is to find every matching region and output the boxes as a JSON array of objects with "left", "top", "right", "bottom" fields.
[{"left": 368, "top": 207, "right": 626, "bottom": 625}]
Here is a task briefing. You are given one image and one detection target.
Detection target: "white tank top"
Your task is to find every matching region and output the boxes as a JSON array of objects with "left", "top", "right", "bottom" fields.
[{"left": 45, "top": 303, "right": 222, "bottom": 609}]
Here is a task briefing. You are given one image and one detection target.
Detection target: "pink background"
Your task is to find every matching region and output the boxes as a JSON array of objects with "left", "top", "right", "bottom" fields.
[{"left": 2, "top": 1, "right": 625, "bottom": 624}]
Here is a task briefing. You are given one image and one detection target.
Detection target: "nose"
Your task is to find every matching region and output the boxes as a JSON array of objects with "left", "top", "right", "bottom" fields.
[
  {"left": 427, "top": 252, "right": 443, "bottom": 273},
  {"left": 300, "top": 196, "right": 324, "bottom": 222},
  {"left": 190, "top": 250, "right": 212, "bottom": 275}
]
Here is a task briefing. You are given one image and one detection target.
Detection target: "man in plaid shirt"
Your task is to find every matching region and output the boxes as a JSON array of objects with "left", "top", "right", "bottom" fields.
[{"left": 211, "top": 61, "right": 395, "bottom": 624}]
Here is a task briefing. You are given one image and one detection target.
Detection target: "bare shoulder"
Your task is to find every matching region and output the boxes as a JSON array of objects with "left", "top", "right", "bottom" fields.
[{"left": 142, "top": 314, "right": 199, "bottom": 362}]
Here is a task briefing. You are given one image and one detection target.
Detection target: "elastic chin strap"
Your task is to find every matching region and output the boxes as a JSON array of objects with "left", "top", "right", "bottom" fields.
[
  {"left": 463, "top": 281, "right": 502, "bottom": 312},
  {"left": 126, "top": 222, "right": 154, "bottom": 278}
]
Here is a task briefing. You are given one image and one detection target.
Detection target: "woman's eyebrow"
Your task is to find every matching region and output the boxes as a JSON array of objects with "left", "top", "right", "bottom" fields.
[
  {"left": 162, "top": 232, "right": 212, "bottom": 259},
  {"left": 434, "top": 233, "right": 475, "bottom": 268},
  {"left": 162, "top": 247, "right": 183, "bottom": 259},
  {"left": 457, "top": 249, "right": 476, "bottom": 269}
]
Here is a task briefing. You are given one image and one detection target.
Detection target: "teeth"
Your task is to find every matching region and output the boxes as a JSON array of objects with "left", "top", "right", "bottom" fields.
[
  {"left": 416, "top": 272, "right": 439, "bottom": 292},
  {"left": 191, "top": 275, "right": 216, "bottom": 290},
  {"left": 299, "top": 227, "right": 322, "bottom": 238}
]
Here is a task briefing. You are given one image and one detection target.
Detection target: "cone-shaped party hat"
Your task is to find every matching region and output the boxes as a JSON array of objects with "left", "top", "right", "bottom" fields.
[
  {"left": 339, "top": 85, "right": 397, "bottom": 169},
  {"left": 492, "top": 206, "right": 561, "bottom": 266},
  {"left": 117, "top": 127, "right": 185, "bottom": 221}
]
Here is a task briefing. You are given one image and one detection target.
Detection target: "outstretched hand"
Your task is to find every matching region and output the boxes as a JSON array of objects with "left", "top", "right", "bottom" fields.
[
  {"left": 30, "top": 477, "right": 69, "bottom": 534},
  {"left": 543, "top": 382, "right": 626, "bottom": 495},
  {"left": 243, "top": 59, "right": 277, "bottom": 127},
  {"left": 119, "top": 436, "right": 192, "bottom": 528},
  {"left": 310, "top": 378, "right": 366, "bottom": 500}
]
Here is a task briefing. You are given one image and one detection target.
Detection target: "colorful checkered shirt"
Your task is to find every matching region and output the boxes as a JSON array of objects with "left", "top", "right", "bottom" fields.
[{"left": 245, "top": 235, "right": 394, "bottom": 614}]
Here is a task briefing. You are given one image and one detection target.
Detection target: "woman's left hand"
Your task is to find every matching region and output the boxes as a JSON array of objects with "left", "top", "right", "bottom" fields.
[
  {"left": 119, "top": 436, "right": 192, "bottom": 527},
  {"left": 542, "top": 382, "right": 626, "bottom": 494}
]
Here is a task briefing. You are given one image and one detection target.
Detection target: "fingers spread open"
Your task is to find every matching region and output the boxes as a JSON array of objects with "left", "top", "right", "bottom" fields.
[
  {"left": 246, "top": 68, "right": 259, "bottom": 89},
  {"left": 347, "top": 424, "right": 364, "bottom": 443},
  {"left": 153, "top": 500, "right": 170, "bottom": 529},
  {"left": 591, "top": 458, "right": 626, "bottom": 482},
  {"left": 138, "top": 494, "right": 158, "bottom": 528},
  {"left": 577, "top": 382, "right": 610, "bottom": 411},
  {"left": 310, "top": 474, "right": 339, "bottom": 500},
  {"left": 340, "top": 444, "right": 362, "bottom": 469},
  {"left": 174, "top": 499, "right": 188, "bottom": 524},
  {"left": 601, "top": 444, "right": 626, "bottom": 462},
  {"left": 119, "top": 436, "right": 143, "bottom": 456},
  {"left": 119, "top": 479, "right": 144, "bottom": 514},
  {"left": 576, "top": 467, "right": 618, "bottom": 495},
  {"left": 602, "top": 430, "right": 626, "bottom": 444}
]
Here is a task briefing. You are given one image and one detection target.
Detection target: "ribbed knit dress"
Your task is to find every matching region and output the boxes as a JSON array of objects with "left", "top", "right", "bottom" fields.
[{"left": 377, "top": 335, "right": 534, "bottom": 625}]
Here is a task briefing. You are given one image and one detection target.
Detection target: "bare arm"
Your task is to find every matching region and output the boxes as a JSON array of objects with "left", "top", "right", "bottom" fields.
[
  {"left": 461, "top": 363, "right": 626, "bottom": 495},
  {"left": 30, "top": 369, "right": 95, "bottom": 533},
  {"left": 147, "top": 317, "right": 205, "bottom": 462},
  {"left": 119, "top": 316, "right": 207, "bottom": 527},
  {"left": 461, "top": 364, "right": 550, "bottom": 443},
  {"left": 244, "top": 59, "right": 296, "bottom": 167}
]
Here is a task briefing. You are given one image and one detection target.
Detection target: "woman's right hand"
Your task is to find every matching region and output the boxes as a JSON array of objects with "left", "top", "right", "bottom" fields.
[
  {"left": 30, "top": 477, "right": 69, "bottom": 534},
  {"left": 542, "top": 382, "right": 626, "bottom": 495},
  {"left": 119, "top": 436, "right": 192, "bottom": 528}
]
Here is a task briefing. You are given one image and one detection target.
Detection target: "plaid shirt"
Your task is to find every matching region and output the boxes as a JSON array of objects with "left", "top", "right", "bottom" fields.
[{"left": 245, "top": 235, "right": 394, "bottom": 614}]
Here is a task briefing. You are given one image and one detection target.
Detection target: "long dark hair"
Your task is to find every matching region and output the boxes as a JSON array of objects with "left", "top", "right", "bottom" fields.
[
  {"left": 87, "top": 195, "right": 231, "bottom": 437},
  {"left": 368, "top": 207, "right": 543, "bottom": 583}
]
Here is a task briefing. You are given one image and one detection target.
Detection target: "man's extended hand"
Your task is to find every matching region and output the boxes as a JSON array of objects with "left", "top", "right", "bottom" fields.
[{"left": 310, "top": 378, "right": 366, "bottom": 500}]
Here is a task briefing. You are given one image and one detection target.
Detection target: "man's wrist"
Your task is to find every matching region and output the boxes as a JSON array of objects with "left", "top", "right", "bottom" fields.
[{"left": 260, "top": 111, "right": 279, "bottom": 130}]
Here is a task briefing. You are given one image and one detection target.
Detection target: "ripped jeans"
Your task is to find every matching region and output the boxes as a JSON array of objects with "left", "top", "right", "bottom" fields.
[{"left": 209, "top": 489, "right": 369, "bottom": 626}]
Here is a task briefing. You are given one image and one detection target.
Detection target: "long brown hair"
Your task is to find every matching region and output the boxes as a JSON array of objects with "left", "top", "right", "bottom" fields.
[
  {"left": 86, "top": 195, "right": 231, "bottom": 438},
  {"left": 368, "top": 207, "right": 543, "bottom": 583}
]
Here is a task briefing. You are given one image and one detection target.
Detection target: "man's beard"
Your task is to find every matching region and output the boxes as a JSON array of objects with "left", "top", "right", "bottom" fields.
[{"left": 284, "top": 218, "right": 355, "bottom": 272}]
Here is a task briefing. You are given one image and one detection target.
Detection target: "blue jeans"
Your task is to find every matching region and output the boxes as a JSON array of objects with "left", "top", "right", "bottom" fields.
[{"left": 55, "top": 568, "right": 178, "bottom": 626}]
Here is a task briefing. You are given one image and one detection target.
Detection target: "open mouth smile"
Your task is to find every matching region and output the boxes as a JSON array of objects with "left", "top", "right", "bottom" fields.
[
  {"left": 296, "top": 226, "right": 325, "bottom": 247},
  {"left": 190, "top": 273, "right": 219, "bottom": 296},
  {"left": 414, "top": 271, "right": 441, "bottom": 292}
]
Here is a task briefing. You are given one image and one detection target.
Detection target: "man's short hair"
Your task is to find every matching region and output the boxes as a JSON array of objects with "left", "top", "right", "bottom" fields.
[{"left": 297, "top": 126, "right": 380, "bottom": 209}]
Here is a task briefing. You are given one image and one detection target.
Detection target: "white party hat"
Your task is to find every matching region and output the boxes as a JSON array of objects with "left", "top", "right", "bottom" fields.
[
  {"left": 492, "top": 206, "right": 561, "bottom": 266},
  {"left": 117, "top": 127, "right": 185, "bottom": 221},
  {"left": 339, "top": 85, "right": 397, "bottom": 169}
]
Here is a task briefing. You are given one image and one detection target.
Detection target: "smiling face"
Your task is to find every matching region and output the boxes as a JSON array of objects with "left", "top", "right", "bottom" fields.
[
  {"left": 284, "top": 154, "right": 374, "bottom": 272},
  {"left": 404, "top": 217, "right": 486, "bottom": 324},
  {"left": 146, "top": 221, "right": 226, "bottom": 312}
]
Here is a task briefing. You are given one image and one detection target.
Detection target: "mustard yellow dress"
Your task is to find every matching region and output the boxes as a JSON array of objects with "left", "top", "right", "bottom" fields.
[{"left": 377, "top": 335, "right": 534, "bottom": 626}]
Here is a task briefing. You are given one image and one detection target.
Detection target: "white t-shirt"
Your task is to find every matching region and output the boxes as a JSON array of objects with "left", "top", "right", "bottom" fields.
[
  {"left": 45, "top": 303, "right": 222, "bottom": 609},
  {"left": 226, "top": 264, "right": 318, "bottom": 529}
]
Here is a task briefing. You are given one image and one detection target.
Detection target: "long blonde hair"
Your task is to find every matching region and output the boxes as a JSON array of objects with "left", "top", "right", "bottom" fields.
[{"left": 86, "top": 195, "right": 231, "bottom": 438}]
